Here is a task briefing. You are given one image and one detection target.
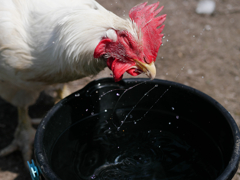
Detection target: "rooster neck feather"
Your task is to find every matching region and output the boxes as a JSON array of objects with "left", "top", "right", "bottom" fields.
[{"left": 21, "top": 0, "right": 139, "bottom": 83}]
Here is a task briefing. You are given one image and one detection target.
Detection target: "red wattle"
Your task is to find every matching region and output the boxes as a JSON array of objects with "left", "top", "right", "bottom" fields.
[
  {"left": 126, "top": 68, "right": 141, "bottom": 76},
  {"left": 107, "top": 58, "right": 135, "bottom": 82}
]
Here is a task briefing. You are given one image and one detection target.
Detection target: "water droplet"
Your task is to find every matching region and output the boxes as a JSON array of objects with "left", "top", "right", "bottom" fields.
[
  {"left": 134, "top": 121, "right": 137, "bottom": 124},
  {"left": 130, "top": 114, "right": 133, "bottom": 118},
  {"left": 172, "top": 107, "right": 175, "bottom": 110},
  {"left": 96, "top": 91, "right": 98, "bottom": 93},
  {"left": 205, "top": 25, "right": 211, "bottom": 31},
  {"left": 104, "top": 109, "right": 107, "bottom": 112},
  {"left": 148, "top": 130, "right": 151, "bottom": 133},
  {"left": 166, "top": 72, "right": 168, "bottom": 75},
  {"left": 193, "top": 35, "right": 195, "bottom": 38},
  {"left": 176, "top": 115, "right": 179, "bottom": 119},
  {"left": 159, "top": 146, "right": 161, "bottom": 148},
  {"left": 109, "top": 127, "right": 111, "bottom": 130},
  {"left": 116, "top": 93, "right": 120, "bottom": 96},
  {"left": 117, "top": 127, "right": 120, "bottom": 131},
  {"left": 121, "top": 121, "right": 124, "bottom": 124},
  {"left": 98, "top": 83, "right": 101, "bottom": 86},
  {"left": 118, "top": 146, "right": 120, "bottom": 148},
  {"left": 169, "top": 122, "right": 171, "bottom": 125},
  {"left": 163, "top": 36, "right": 166, "bottom": 39},
  {"left": 75, "top": 93, "right": 80, "bottom": 97},
  {"left": 99, "top": 98, "right": 101, "bottom": 100},
  {"left": 91, "top": 175, "right": 96, "bottom": 179},
  {"left": 91, "top": 112, "right": 94, "bottom": 115},
  {"left": 155, "top": 84, "right": 158, "bottom": 87},
  {"left": 166, "top": 39, "right": 169, "bottom": 42},
  {"left": 188, "top": 69, "right": 193, "bottom": 74},
  {"left": 202, "top": 76, "right": 204, "bottom": 78},
  {"left": 86, "top": 109, "right": 88, "bottom": 111},
  {"left": 160, "top": 130, "right": 162, "bottom": 132}
]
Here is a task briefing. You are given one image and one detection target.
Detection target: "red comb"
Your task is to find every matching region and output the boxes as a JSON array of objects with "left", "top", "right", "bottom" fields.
[{"left": 129, "top": 2, "right": 166, "bottom": 63}]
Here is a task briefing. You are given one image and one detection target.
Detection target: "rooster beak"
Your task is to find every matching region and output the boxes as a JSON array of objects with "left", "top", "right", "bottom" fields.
[{"left": 134, "top": 60, "right": 156, "bottom": 80}]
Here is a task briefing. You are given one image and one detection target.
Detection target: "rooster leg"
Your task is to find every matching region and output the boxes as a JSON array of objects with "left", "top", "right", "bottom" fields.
[
  {"left": 30, "top": 84, "right": 71, "bottom": 125},
  {"left": 0, "top": 106, "right": 36, "bottom": 167},
  {"left": 55, "top": 84, "right": 71, "bottom": 103}
]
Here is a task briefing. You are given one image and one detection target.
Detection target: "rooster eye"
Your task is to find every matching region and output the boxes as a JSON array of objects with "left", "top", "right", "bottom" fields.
[
  {"left": 123, "top": 36, "right": 134, "bottom": 49},
  {"left": 118, "top": 31, "right": 135, "bottom": 49}
]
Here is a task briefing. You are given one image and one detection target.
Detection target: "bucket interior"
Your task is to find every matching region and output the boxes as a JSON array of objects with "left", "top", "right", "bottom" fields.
[{"left": 35, "top": 78, "right": 238, "bottom": 180}]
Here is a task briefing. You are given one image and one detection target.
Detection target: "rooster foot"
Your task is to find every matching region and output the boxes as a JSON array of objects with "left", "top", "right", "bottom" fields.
[
  {"left": 0, "top": 125, "right": 36, "bottom": 167},
  {"left": 0, "top": 107, "right": 36, "bottom": 167}
]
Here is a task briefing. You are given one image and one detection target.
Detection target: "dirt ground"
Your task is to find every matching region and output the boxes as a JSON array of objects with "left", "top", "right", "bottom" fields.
[{"left": 0, "top": 0, "right": 240, "bottom": 179}]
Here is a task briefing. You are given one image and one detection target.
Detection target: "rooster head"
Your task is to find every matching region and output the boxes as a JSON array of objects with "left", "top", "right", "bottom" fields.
[{"left": 94, "top": 2, "right": 166, "bottom": 82}]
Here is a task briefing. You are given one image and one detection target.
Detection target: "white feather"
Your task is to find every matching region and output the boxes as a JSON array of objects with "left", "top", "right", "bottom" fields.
[{"left": 0, "top": 0, "right": 138, "bottom": 106}]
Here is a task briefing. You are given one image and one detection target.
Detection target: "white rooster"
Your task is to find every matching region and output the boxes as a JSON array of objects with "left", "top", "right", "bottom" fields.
[{"left": 0, "top": 0, "right": 166, "bottom": 165}]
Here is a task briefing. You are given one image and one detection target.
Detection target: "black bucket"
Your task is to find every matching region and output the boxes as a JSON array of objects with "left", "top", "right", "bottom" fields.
[{"left": 34, "top": 78, "right": 240, "bottom": 180}]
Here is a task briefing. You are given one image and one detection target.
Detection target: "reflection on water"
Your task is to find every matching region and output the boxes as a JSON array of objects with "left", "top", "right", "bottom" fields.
[{"left": 51, "top": 110, "right": 222, "bottom": 180}]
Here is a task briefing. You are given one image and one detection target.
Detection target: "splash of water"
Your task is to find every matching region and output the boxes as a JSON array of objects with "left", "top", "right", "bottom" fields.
[{"left": 117, "top": 84, "right": 160, "bottom": 130}]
